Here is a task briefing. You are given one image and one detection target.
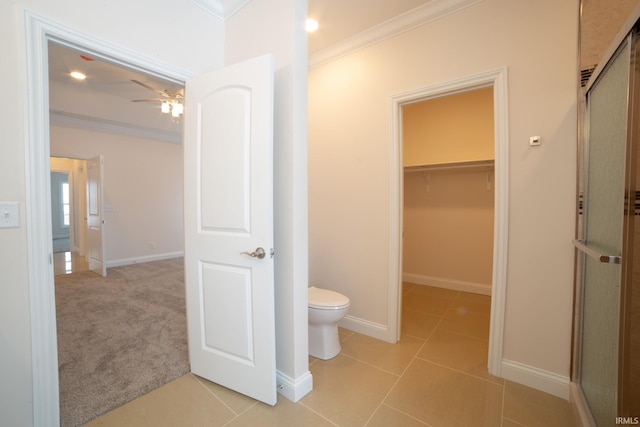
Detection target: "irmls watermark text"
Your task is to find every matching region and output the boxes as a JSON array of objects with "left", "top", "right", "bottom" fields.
[{"left": 616, "top": 417, "right": 640, "bottom": 425}]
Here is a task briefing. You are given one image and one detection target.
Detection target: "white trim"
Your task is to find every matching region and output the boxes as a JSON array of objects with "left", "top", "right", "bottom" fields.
[
  {"left": 309, "top": 0, "right": 482, "bottom": 69},
  {"left": 22, "top": 9, "right": 192, "bottom": 425},
  {"left": 106, "top": 252, "right": 185, "bottom": 268},
  {"left": 502, "top": 359, "right": 570, "bottom": 400},
  {"left": 276, "top": 370, "right": 313, "bottom": 403},
  {"left": 403, "top": 273, "right": 491, "bottom": 296},
  {"left": 191, "top": 0, "right": 251, "bottom": 20},
  {"left": 339, "top": 315, "right": 390, "bottom": 343},
  {"left": 569, "top": 382, "right": 597, "bottom": 427},
  {"left": 191, "top": 0, "right": 224, "bottom": 19},
  {"left": 389, "top": 68, "right": 509, "bottom": 376},
  {"left": 50, "top": 110, "right": 182, "bottom": 144}
]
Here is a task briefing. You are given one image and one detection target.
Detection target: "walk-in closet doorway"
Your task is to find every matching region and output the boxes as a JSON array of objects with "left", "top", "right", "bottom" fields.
[
  {"left": 389, "top": 68, "right": 510, "bottom": 377},
  {"left": 402, "top": 87, "right": 495, "bottom": 296}
]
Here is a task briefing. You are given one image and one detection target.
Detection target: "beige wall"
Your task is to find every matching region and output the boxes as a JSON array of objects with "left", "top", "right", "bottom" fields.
[
  {"left": 404, "top": 169, "right": 494, "bottom": 290},
  {"left": 51, "top": 125, "right": 184, "bottom": 264},
  {"left": 403, "top": 87, "right": 494, "bottom": 166},
  {"left": 309, "top": 0, "right": 578, "bottom": 391}
]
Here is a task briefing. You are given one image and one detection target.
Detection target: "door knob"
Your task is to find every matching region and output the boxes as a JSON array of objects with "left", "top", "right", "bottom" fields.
[{"left": 241, "top": 247, "right": 266, "bottom": 259}]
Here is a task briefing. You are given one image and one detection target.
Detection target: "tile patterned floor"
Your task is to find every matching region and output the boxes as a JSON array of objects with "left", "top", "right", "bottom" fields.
[
  {"left": 84, "top": 284, "right": 577, "bottom": 427},
  {"left": 53, "top": 251, "right": 89, "bottom": 276}
]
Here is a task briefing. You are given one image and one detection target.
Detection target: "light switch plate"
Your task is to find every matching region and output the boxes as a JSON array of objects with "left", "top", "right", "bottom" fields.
[{"left": 0, "top": 202, "right": 20, "bottom": 228}]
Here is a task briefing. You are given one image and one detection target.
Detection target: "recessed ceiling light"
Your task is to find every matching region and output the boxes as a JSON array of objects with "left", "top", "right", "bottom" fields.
[
  {"left": 70, "top": 71, "right": 86, "bottom": 80},
  {"left": 306, "top": 18, "right": 319, "bottom": 33}
]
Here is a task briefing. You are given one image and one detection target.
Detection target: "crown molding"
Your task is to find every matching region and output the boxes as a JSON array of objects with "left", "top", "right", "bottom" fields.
[
  {"left": 191, "top": 0, "right": 251, "bottom": 20},
  {"left": 50, "top": 109, "right": 182, "bottom": 144},
  {"left": 309, "top": 0, "right": 483, "bottom": 69}
]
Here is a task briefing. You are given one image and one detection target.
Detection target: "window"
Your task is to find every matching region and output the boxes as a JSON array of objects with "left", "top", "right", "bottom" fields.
[{"left": 61, "top": 181, "right": 70, "bottom": 227}]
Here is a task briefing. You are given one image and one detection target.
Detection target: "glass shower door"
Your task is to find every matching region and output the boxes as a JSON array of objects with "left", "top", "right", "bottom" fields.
[{"left": 575, "top": 33, "right": 633, "bottom": 426}]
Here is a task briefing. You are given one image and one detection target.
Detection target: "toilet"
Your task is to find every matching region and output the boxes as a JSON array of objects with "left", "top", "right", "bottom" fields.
[{"left": 308, "top": 286, "right": 350, "bottom": 360}]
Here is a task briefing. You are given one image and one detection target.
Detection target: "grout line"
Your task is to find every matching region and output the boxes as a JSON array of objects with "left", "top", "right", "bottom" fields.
[
  {"left": 339, "top": 353, "right": 402, "bottom": 377},
  {"left": 191, "top": 373, "right": 258, "bottom": 418},
  {"left": 502, "top": 415, "right": 527, "bottom": 426},
  {"left": 412, "top": 356, "right": 504, "bottom": 386},
  {"left": 297, "top": 401, "right": 341, "bottom": 426},
  {"left": 379, "top": 402, "right": 434, "bottom": 426},
  {"left": 362, "top": 308, "right": 447, "bottom": 427}
]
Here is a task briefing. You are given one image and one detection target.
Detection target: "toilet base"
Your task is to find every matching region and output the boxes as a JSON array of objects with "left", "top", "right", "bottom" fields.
[{"left": 308, "top": 322, "right": 341, "bottom": 360}]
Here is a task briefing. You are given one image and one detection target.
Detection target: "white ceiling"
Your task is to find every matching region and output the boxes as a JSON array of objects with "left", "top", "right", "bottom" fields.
[{"left": 47, "top": 0, "right": 443, "bottom": 140}]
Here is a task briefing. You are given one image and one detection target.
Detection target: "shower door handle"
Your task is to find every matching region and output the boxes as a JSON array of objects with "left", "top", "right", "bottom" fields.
[
  {"left": 241, "top": 247, "right": 266, "bottom": 259},
  {"left": 572, "top": 240, "right": 622, "bottom": 264}
]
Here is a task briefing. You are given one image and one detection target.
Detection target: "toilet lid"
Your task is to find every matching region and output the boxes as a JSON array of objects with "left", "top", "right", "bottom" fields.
[{"left": 308, "top": 286, "right": 350, "bottom": 309}]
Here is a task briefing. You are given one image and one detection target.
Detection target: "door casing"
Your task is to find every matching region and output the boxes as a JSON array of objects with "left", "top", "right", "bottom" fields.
[
  {"left": 22, "top": 10, "right": 192, "bottom": 424},
  {"left": 389, "top": 67, "right": 509, "bottom": 377}
]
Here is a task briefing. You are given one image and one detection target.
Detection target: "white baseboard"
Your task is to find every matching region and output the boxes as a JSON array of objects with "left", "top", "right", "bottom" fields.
[
  {"left": 339, "top": 315, "right": 392, "bottom": 343},
  {"left": 276, "top": 370, "right": 313, "bottom": 402},
  {"left": 501, "top": 359, "right": 570, "bottom": 400},
  {"left": 569, "top": 382, "right": 596, "bottom": 427},
  {"left": 403, "top": 273, "right": 491, "bottom": 296},
  {"left": 106, "top": 251, "right": 184, "bottom": 268}
]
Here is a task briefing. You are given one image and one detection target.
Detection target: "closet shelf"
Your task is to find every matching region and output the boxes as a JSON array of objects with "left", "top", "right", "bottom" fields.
[{"left": 404, "top": 159, "right": 494, "bottom": 173}]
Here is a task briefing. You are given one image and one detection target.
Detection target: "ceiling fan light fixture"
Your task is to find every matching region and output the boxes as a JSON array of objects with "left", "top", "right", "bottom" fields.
[
  {"left": 171, "top": 102, "right": 183, "bottom": 117},
  {"left": 161, "top": 101, "right": 171, "bottom": 114}
]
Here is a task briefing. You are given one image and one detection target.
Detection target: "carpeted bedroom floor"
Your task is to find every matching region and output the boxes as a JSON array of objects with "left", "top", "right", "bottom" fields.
[{"left": 55, "top": 257, "right": 190, "bottom": 427}]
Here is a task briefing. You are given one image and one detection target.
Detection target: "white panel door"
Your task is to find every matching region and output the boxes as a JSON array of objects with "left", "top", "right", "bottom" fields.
[
  {"left": 86, "top": 155, "right": 106, "bottom": 277},
  {"left": 183, "top": 54, "right": 276, "bottom": 405}
]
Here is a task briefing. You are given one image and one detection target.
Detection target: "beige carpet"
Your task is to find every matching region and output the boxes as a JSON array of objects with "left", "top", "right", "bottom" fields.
[{"left": 55, "top": 258, "right": 189, "bottom": 427}]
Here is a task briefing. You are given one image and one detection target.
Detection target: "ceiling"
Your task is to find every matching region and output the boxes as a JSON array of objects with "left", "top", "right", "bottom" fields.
[
  {"left": 48, "top": 0, "right": 437, "bottom": 140},
  {"left": 307, "top": 0, "right": 434, "bottom": 53}
]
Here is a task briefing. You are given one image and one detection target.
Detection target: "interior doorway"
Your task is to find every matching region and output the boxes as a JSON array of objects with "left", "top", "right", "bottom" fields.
[
  {"left": 22, "top": 10, "right": 192, "bottom": 420},
  {"left": 389, "top": 68, "right": 509, "bottom": 377},
  {"left": 50, "top": 157, "right": 89, "bottom": 276},
  {"left": 402, "top": 88, "right": 495, "bottom": 296},
  {"left": 48, "top": 41, "right": 188, "bottom": 424},
  {"left": 398, "top": 86, "right": 496, "bottom": 378}
]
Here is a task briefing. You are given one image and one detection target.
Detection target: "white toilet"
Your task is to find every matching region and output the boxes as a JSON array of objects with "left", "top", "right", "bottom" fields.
[{"left": 308, "top": 286, "right": 350, "bottom": 360}]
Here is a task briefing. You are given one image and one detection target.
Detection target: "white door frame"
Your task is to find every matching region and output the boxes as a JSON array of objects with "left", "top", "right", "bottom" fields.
[
  {"left": 22, "top": 10, "right": 192, "bottom": 424},
  {"left": 388, "top": 67, "right": 509, "bottom": 376}
]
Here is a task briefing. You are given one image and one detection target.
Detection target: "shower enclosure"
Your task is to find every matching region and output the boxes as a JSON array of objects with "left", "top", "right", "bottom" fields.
[{"left": 573, "top": 13, "right": 640, "bottom": 426}]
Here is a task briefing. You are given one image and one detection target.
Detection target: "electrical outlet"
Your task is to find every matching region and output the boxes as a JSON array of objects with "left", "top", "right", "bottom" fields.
[{"left": 0, "top": 202, "right": 20, "bottom": 228}]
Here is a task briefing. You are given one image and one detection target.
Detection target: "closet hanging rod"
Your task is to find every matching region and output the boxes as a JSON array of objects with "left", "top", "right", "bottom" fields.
[{"left": 404, "top": 159, "right": 494, "bottom": 173}]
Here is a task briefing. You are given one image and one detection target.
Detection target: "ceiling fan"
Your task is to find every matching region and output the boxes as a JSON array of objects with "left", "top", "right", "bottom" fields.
[{"left": 130, "top": 79, "right": 184, "bottom": 117}]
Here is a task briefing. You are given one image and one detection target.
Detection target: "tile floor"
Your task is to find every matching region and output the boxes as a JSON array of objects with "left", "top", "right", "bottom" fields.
[
  {"left": 53, "top": 251, "right": 89, "bottom": 276},
  {"left": 85, "top": 283, "right": 577, "bottom": 427}
]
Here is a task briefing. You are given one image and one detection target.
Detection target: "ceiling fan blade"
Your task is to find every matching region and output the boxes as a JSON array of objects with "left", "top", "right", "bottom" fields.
[
  {"left": 131, "top": 98, "right": 167, "bottom": 102},
  {"left": 130, "top": 79, "right": 167, "bottom": 96}
]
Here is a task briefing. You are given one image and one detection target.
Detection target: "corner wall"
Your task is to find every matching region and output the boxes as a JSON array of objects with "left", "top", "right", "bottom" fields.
[
  {"left": 309, "top": 0, "right": 578, "bottom": 397},
  {"left": 224, "top": 0, "right": 311, "bottom": 401}
]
